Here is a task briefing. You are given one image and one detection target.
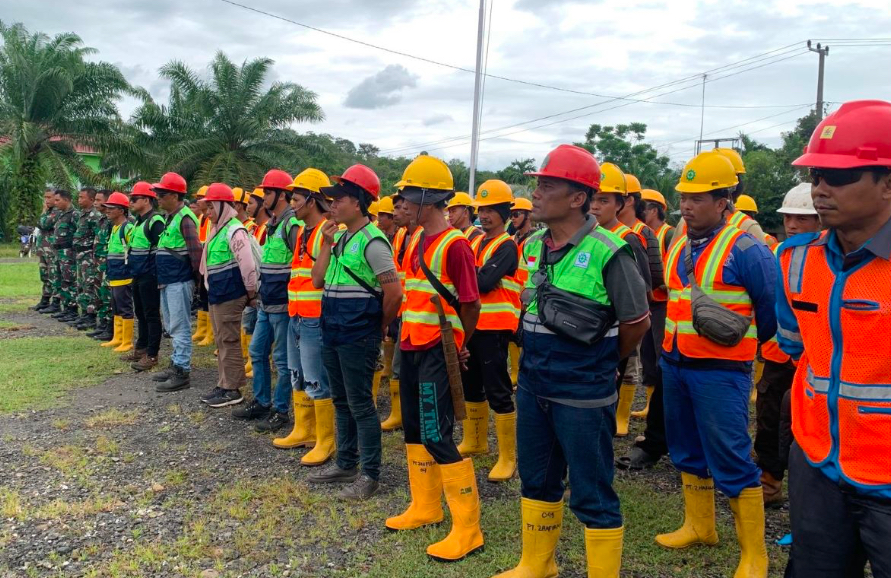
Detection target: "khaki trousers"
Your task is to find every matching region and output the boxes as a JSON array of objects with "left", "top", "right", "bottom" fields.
[{"left": 210, "top": 295, "right": 248, "bottom": 390}]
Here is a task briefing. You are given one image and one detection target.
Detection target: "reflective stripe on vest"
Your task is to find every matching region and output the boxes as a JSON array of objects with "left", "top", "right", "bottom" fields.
[
  {"left": 663, "top": 224, "right": 757, "bottom": 361},
  {"left": 287, "top": 219, "right": 327, "bottom": 318},
  {"left": 128, "top": 212, "right": 165, "bottom": 277},
  {"left": 206, "top": 217, "right": 247, "bottom": 304},
  {"left": 463, "top": 226, "right": 483, "bottom": 242},
  {"left": 781, "top": 232, "right": 891, "bottom": 489},
  {"left": 652, "top": 223, "right": 674, "bottom": 302},
  {"left": 323, "top": 222, "right": 387, "bottom": 297},
  {"left": 761, "top": 244, "right": 790, "bottom": 364},
  {"left": 253, "top": 222, "right": 267, "bottom": 245},
  {"left": 156, "top": 206, "right": 199, "bottom": 285},
  {"left": 259, "top": 214, "right": 299, "bottom": 306},
  {"left": 727, "top": 210, "right": 752, "bottom": 231},
  {"left": 403, "top": 228, "right": 466, "bottom": 350},
  {"left": 242, "top": 217, "right": 257, "bottom": 236},
  {"left": 106, "top": 222, "right": 133, "bottom": 281},
  {"left": 470, "top": 232, "right": 521, "bottom": 332}
]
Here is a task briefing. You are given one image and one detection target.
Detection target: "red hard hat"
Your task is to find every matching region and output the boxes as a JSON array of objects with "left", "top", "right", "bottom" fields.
[
  {"left": 204, "top": 183, "right": 235, "bottom": 202},
  {"left": 104, "top": 191, "right": 130, "bottom": 208},
  {"left": 131, "top": 180, "right": 157, "bottom": 198},
  {"left": 151, "top": 172, "right": 187, "bottom": 195},
  {"left": 794, "top": 100, "right": 891, "bottom": 169},
  {"left": 333, "top": 164, "right": 381, "bottom": 199},
  {"left": 260, "top": 169, "right": 293, "bottom": 191},
  {"left": 526, "top": 144, "right": 601, "bottom": 190}
]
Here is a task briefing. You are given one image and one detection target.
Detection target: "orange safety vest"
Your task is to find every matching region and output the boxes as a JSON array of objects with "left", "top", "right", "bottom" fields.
[
  {"left": 241, "top": 217, "right": 257, "bottom": 236},
  {"left": 609, "top": 222, "right": 644, "bottom": 246},
  {"left": 470, "top": 232, "right": 521, "bottom": 332},
  {"left": 514, "top": 230, "right": 534, "bottom": 285},
  {"left": 781, "top": 233, "right": 891, "bottom": 489},
  {"left": 765, "top": 234, "right": 779, "bottom": 248},
  {"left": 402, "top": 228, "right": 467, "bottom": 350},
  {"left": 198, "top": 215, "right": 211, "bottom": 244},
  {"left": 663, "top": 224, "right": 758, "bottom": 361},
  {"left": 287, "top": 219, "right": 327, "bottom": 318},
  {"left": 463, "top": 226, "right": 483, "bottom": 242},
  {"left": 652, "top": 222, "right": 674, "bottom": 302},
  {"left": 253, "top": 222, "right": 267, "bottom": 246}
]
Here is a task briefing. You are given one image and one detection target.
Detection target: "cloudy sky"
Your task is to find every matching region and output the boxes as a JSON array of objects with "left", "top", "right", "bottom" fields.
[{"left": 7, "top": 0, "right": 891, "bottom": 171}]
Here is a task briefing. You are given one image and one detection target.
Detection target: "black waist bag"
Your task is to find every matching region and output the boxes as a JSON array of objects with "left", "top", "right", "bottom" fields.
[
  {"left": 536, "top": 281, "right": 616, "bottom": 345},
  {"left": 684, "top": 242, "right": 752, "bottom": 347}
]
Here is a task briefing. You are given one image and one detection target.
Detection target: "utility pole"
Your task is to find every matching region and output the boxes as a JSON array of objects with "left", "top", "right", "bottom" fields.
[
  {"left": 468, "top": 0, "right": 486, "bottom": 197},
  {"left": 699, "top": 74, "right": 707, "bottom": 143},
  {"left": 808, "top": 40, "right": 829, "bottom": 119}
]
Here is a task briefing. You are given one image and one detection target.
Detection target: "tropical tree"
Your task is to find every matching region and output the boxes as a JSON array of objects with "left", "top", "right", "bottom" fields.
[
  {"left": 0, "top": 21, "right": 130, "bottom": 232},
  {"left": 118, "top": 52, "right": 324, "bottom": 192}
]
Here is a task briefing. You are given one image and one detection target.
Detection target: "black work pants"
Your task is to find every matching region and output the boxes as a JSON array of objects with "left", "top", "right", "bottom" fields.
[
  {"left": 637, "top": 301, "right": 668, "bottom": 457},
  {"left": 111, "top": 285, "right": 133, "bottom": 319},
  {"left": 754, "top": 359, "right": 796, "bottom": 479},
  {"left": 133, "top": 274, "right": 162, "bottom": 356},
  {"left": 461, "top": 330, "right": 515, "bottom": 414},
  {"left": 789, "top": 443, "right": 891, "bottom": 578},
  {"left": 400, "top": 345, "right": 462, "bottom": 465}
]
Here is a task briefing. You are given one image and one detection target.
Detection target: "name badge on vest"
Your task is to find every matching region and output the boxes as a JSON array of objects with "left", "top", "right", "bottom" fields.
[
  {"left": 349, "top": 241, "right": 360, "bottom": 254},
  {"left": 573, "top": 251, "right": 591, "bottom": 269}
]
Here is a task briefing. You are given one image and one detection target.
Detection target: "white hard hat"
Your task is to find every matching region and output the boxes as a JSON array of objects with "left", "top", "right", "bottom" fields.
[{"left": 777, "top": 183, "right": 817, "bottom": 215}]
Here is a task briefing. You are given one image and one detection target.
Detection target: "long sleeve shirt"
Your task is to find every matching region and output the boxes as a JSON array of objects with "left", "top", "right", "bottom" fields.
[
  {"left": 663, "top": 220, "right": 778, "bottom": 371},
  {"left": 475, "top": 236, "right": 519, "bottom": 294}
]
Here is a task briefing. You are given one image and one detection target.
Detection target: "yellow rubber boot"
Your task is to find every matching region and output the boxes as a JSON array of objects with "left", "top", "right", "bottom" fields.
[
  {"left": 508, "top": 342, "right": 521, "bottom": 386},
  {"left": 386, "top": 445, "right": 444, "bottom": 531},
  {"left": 301, "top": 398, "right": 335, "bottom": 466},
  {"left": 631, "top": 385, "right": 654, "bottom": 419},
  {"left": 101, "top": 316, "right": 123, "bottom": 348},
  {"left": 426, "top": 458, "right": 484, "bottom": 562},
  {"left": 197, "top": 312, "right": 215, "bottom": 346},
  {"left": 492, "top": 498, "right": 562, "bottom": 578},
  {"left": 584, "top": 526, "right": 624, "bottom": 578},
  {"left": 113, "top": 318, "right": 134, "bottom": 353},
  {"left": 729, "top": 487, "right": 769, "bottom": 578},
  {"left": 615, "top": 384, "right": 635, "bottom": 437},
  {"left": 273, "top": 391, "right": 316, "bottom": 449},
  {"left": 457, "top": 401, "right": 489, "bottom": 456},
  {"left": 655, "top": 473, "right": 719, "bottom": 549},
  {"left": 381, "top": 379, "right": 403, "bottom": 431},
  {"left": 488, "top": 411, "right": 517, "bottom": 482},
  {"left": 242, "top": 330, "right": 253, "bottom": 378},
  {"left": 192, "top": 310, "right": 207, "bottom": 342}
]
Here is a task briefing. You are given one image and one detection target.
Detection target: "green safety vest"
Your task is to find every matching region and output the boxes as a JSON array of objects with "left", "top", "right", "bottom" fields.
[
  {"left": 106, "top": 222, "right": 134, "bottom": 281},
  {"left": 259, "top": 213, "right": 300, "bottom": 306},
  {"left": 206, "top": 217, "right": 247, "bottom": 304},
  {"left": 128, "top": 212, "right": 165, "bottom": 276},
  {"left": 156, "top": 206, "right": 199, "bottom": 284}
]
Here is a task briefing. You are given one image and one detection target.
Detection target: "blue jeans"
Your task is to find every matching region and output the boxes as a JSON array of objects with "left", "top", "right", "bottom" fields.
[
  {"left": 241, "top": 305, "right": 257, "bottom": 334},
  {"left": 516, "top": 386, "right": 621, "bottom": 529},
  {"left": 249, "top": 309, "right": 291, "bottom": 414},
  {"left": 322, "top": 336, "right": 382, "bottom": 480},
  {"left": 661, "top": 359, "right": 761, "bottom": 498},
  {"left": 160, "top": 281, "right": 194, "bottom": 370},
  {"left": 288, "top": 316, "right": 329, "bottom": 400}
]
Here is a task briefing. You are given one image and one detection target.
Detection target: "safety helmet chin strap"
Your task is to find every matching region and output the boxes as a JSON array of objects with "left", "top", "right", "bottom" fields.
[{"left": 416, "top": 188, "right": 428, "bottom": 224}]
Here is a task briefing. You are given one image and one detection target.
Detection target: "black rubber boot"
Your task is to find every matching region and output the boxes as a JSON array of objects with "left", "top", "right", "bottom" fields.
[
  {"left": 30, "top": 297, "right": 50, "bottom": 311},
  {"left": 76, "top": 314, "right": 97, "bottom": 330},
  {"left": 39, "top": 302, "right": 60, "bottom": 315},
  {"left": 92, "top": 326, "right": 114, "bottom": 341},
  {"left": 67, "top": 314, "right": 88, "bottom": 327},
  {"left": 86, "top": 319, "right": 108, "bottom": 337}
]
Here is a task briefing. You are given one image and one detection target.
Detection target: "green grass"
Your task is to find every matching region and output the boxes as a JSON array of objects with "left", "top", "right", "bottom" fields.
[
  {"left": 0, "top": 261, "right": 40, "bottom": 298},
  {"left": 0, "top": 242, "right": 23, "bottom": 258},
  {"left": 0, "top": 336, "right": 125, "bottom": 413}
]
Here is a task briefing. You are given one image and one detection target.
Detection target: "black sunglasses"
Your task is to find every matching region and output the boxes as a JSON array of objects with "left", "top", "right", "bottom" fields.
[
  {"left": 510, "top": 211, "right": 525, "bottom": 218},
  {"left": 810, "top": 167, "right": 887, "bottom": 188}
]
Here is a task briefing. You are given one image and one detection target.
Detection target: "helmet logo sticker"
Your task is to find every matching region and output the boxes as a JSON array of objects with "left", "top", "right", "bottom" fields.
[
  {"left": 480, "top": 190, "right": 489, "bottom": 198},
  {"left": 820, "top": 126, "right": 837, "bottom": 139},
  {"left": 686, "top": 169, "right": 696, "bottom": 181}
]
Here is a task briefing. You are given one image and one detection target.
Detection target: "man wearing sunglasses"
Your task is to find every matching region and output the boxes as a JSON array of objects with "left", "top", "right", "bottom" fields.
[{"left": 776, "top": 100, "right": 891, "bottom": 577}]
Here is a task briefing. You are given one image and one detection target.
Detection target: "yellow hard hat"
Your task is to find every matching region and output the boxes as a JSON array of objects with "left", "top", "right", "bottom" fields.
[
  {"left": 196, "top": 185, "right": 209, "bottom": 198},
  {"left": 511, "top": 197, "right": 533, "bottom": 211},
  {"left": 714, "top": 148, "right": 746, "bottom": 174},
  {"left": 368, "top": 200, "right": 379, "bottom": 217},
  {"left": 447, "top": 192, "right": 474, "bottom": 208},
  {"left": 232, "top": 187, "right": 249, "bottom": 204},
  {"left": 676, "top": 151, "right": 739, "bottom": 194},
  {"left": 599, "top": 163, "right": 627, "bottom": 194},
  {"left": 475, "top": 180, "right": 514, "bottom": 207},
  {"left": 624, "top": 174, "right": 642, "bottom": 194},
  {"left": 288, "top": 168, "right": 331, "bottom": 194},
  {"left": 641, "top": 189, "right": 667, "bottom": 208},
  {"left": 395, "top": 154, "right": 454, "bottom": 191},
  {"left": 377, "top": 195, "right": 395, "bottom": 214},
  {"left": 735, "top": 194, "right": 758, "bottom": 213},
  {"left": 251, "top": 187, "right": 265, "bottom": 200}
]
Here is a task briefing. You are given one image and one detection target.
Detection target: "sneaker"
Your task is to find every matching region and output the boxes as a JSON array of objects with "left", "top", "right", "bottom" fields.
[
  {"left": 131, "top": 355, "right": 159, "bottom": 372},
  {"left": 307, "top": 463, "right": 359, "bottom": 484},
  {"left": 338, "top": 474, "right": 380, "bottom": 501},
  {"left": 155, "top": 366, "right": 190, "bottom": 392},
  {"left": 202, "top": 388, "right": 244, "bottom": 408},
  {"left": 232, "top": 399, "right": 270, "bottom": 420},
  {"left": 254, "top": 411, "right": 289, "bottom": 433}
]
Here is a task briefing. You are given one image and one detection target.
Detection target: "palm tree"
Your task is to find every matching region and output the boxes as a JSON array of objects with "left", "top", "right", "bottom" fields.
[
  {"left": 120, "top": 52, "right": 324, "bottom": 191},
  {"left": 0, "top": 21, "right": 129, "bottom": 230}
]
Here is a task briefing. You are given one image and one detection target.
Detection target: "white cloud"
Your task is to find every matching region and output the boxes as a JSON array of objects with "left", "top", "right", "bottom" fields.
[{"left": 344, "top": 64, "right": 419, "bottom": 109}]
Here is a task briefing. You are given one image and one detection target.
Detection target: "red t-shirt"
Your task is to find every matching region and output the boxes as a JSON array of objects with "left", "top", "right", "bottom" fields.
[{"left": 402, "top": 228, "right": 479, "bottom": 351}]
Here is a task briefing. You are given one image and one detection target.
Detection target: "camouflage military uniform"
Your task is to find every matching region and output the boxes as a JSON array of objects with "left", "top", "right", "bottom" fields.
[
  {"left": 37, "top": 207, "right": 59, "bottom": 302},
  {"left": 73, "top": 207, "right": 102, "bottom": 314},
  {"left": 53, "top": 207, "right": 79, "bottom": 312},
  {"left": 94, "top": 215, "right": 113, "bottom": 325}
]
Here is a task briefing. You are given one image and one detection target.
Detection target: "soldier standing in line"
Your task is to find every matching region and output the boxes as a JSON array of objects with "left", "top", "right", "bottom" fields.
[
  {"left": 50, "top": 190, "right": 80, "bottom": 322},
  {"left": 34, "top": 189, "right": 60, "bottom": 314},
  {"left": 70, "top": 187, "right": 103, "bottom": 330},
  {"left": 88, "top": 190, "right": 115, "bottom": 340}
]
